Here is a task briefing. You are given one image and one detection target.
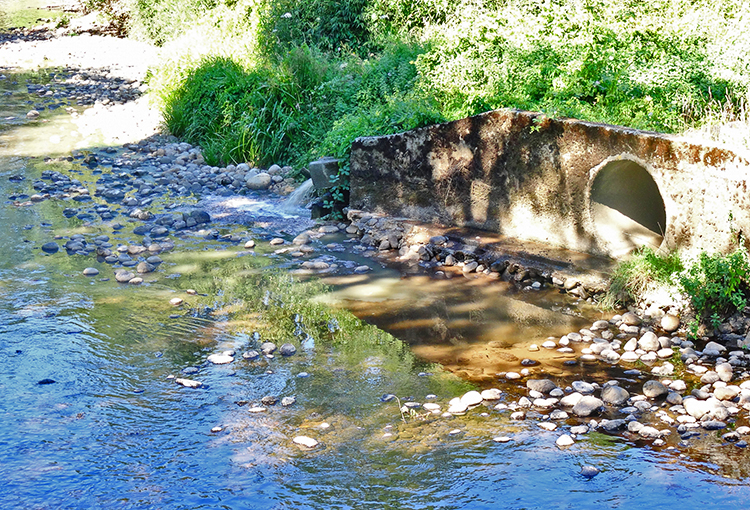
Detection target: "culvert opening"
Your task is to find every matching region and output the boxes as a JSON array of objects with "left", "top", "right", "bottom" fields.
[{"left": 590, "top": 160, "right": 666, "bottom": 255}]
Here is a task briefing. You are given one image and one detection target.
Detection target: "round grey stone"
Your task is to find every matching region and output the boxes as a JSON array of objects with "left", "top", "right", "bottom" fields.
[
  {"left": 643, "top": 380, "right": 668, "bottom": 398},
  {"left": 246, "top": 172, "right": 272, "bottom": 190},
  {"left": 42, "top": 242, "right": 59, "bottom": 253},
  {"left": 572, "top": 396, "right": 604, "bottom": 417},
  {"left": 279, "top": 343, "right": 297, "bottom": 356},
  {"left": 526, "top": 379, "right": 557, "bottom": 394},
  {"left": 580, "top": 465, "right": 600, "bottom": 478},
  {"left": 601, "top": 385, "right": 630, "bottom": 406},
  {"left": 260, "top": 342, "right": 277, "bottom": 354}
]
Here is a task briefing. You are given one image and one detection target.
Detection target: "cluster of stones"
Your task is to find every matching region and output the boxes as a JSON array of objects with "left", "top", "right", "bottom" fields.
[
  {"left": 345, "top": 209, "right": 604, "bottom": 299},
  {"left": 172, "top": 338, "right": 300, "bottom": 414},
  {"left": 21, "top": 66, "right": 145, "bottom": 119},
  {"left": 269, "top": 224, "right": 373, "bottom": 276},
  {"left": 402, "top": 313, "right": 750, "bottom": 448},
  {"left": 83, "top": 138, "right": 298, "bottom": 201}
]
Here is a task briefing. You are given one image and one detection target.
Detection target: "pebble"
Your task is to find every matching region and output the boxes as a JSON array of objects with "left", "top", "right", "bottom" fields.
[
  {"left": 41, "top": 242, "right": 59, "bottom": 253},
  {"left": 481, "top": 388, "right": 502, "bottom": 400},
  {"left": 82, "top": 267, "right": 99, "bottom": 276},
  {"left": 527, "top": 379, "right": 557, "bottom": 394},
  {"left": 493, "top": 436, "right": 512, "bottom": 443},
  {"left": 207, "top": 352, "right": 234, "bottom": 364},
  {"left": 279, "top": 343, "right": 297, "bottom": 356},
  {"left": 114, "top": 270, "right": 135, "bottom": 283},
  {"left": 643, "top": 380, "right": 669, "bottom": 398},
  {"left": 175, "top": 378, "right": 202, "bottom": 388},
  {"left": 572, "top": 396, "right": 603, "bottom": 417},
  {"left": 293, "top": 436, "right": 319, "bottom": 449},
  {"left": 580, "top": 465, "right": 600, "bottom": 478},
  {"left": 556, "top": 434, "right": 575, "bottom": 447},
  {"left": 169, "top": 297, "right": 184, "bottom": 306}
]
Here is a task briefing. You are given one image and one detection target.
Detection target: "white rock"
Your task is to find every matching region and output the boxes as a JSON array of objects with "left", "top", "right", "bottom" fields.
[
  {"left": 638, "top": 332, "right": 660, "bottom": 352},
  {"left": 560, "top": 392, "right": 583, "bottom": 407},
  {"left": 175, "top": 378, "right": 202, "bottom": 388},
  {"left": 481, "top": 388, "right": 502, "bottom": 400},
  {"left": 208, "top": 353, "right": 234, "bottom": 364},
  {"left": 293, "top": 436, "right": 319, "bottom": 449},
  {"left": 620, "top": 351, "right": 640, "bottom": 362},
  {"left": 657, "top": 348, "right": 674, "bottom": 359},
  {"left": 556, "top": 434, "right": 575, "bottom": 447},
  {"left": 716, "top": 362, "right": 734, "bottom": 382},
  {"left": 460, "top": 390, "right": 484, "bottom": 408},
  {"left": 169, "top": 297, "right": 184, "bottom": 306}
]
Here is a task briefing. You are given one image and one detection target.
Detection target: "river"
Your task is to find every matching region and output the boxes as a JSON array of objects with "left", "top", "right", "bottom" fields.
[{"left": 1, "top": 15, "right": 750, "bottom": 510}]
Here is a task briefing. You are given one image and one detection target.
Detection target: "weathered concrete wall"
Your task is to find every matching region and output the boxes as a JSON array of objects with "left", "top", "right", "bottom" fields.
[{"left": 349, "top": 109, "right": 750, "bottom": 258}]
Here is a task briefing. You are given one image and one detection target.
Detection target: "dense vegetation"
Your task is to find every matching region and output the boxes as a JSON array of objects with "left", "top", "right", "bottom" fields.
[
  {"left": 605, "top": 246, "right": 750, "bottom": 337},
  {"left": 88, "top": 0, "right": 750, "bottom": 174}
]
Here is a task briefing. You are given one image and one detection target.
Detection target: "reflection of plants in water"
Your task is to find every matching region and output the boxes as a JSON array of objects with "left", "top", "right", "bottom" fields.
[{"left": 171, "top": 251, "right": 472, "bottom": 405}]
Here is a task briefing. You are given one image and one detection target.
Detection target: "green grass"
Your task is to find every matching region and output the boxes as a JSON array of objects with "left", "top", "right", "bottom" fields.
[{"left": 603, "top": 247, "right": 684, "bottom": 308}]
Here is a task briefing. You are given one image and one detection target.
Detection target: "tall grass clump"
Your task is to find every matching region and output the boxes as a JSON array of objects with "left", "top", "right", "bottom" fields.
[{"left": 604, "top": 247, "right": 684, "bottom": 308}]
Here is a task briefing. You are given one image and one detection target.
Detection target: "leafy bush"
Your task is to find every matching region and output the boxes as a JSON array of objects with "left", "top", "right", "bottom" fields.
[{"left": 679, "top": 249, "right": 750, "bottom": 329}]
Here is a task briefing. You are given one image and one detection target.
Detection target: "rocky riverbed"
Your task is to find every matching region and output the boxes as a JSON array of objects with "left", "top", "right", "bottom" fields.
[
  {"left": 14, "top": 101, "right": 750, "bottom": 457},
  {"left": 3, "top": 17, "right": 750, "bottom": 488}
]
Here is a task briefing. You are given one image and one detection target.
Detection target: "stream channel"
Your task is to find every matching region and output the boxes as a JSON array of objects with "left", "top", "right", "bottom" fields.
[{"left": 1, "top": 19, "right": 750, "bottom": 510}]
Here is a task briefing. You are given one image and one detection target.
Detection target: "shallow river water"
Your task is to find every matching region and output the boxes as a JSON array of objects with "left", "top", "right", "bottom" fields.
[{"left": 1, "top": 57, "right": 750, "bottom": 510}]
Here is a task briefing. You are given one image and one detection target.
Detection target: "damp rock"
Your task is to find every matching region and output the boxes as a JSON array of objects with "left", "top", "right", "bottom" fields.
[
  {"left": 481, "top": 388, "right": 502, "bottom": 400},
  {"left": 601, "top": 385, "right": 629, "bottom": 406},
  {"left": 242, "top": 350, "right": 260, "bottom": 360},
  {"left": 279, "top": 343, "right": 297, "bottom": 356},
  {"left": 41, "top": 242, "right": 59, "bottom": 253},
  {"left": 572, "top": 396, "right": 603, "bottom": 417},
  {"left": 261, "top": 395, "right": 279, "bottom": 406},
  {"left": 460, "top": 390, "right": 484, "bottom": 408},
  {"left": 556, "top": 434, "right": 575, "bottom": 447},
  {"left": 114, "top": 270, "right": 135, "bottom": 283},
  {"left": 281, "top": 396, "right": 296, "bottom": 406},
  {"left": 82, "top": 267, "right": 99, "bottom": 276},
  {"left": 526, "top": 379, "right": 557, "bottom": 394},
  {"left": 207, "top": 352, "right": 234, "bottom": 365},
  {"left": 643, "top": 380, "right": 669, "bottom": 399},
  {"left": 261, "top": 342, "right": 277, "bottom": 354},
  {"left": 175, "top": 378, "right": 202, "bottom": 389},
  {"left": 580, "top": 465, "right": 600, "bottom": 478}
]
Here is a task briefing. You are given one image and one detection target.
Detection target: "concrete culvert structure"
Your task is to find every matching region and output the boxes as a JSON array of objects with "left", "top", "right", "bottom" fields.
[{"left": 589, "top": 159, "right": 667, "bottom": 257}]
